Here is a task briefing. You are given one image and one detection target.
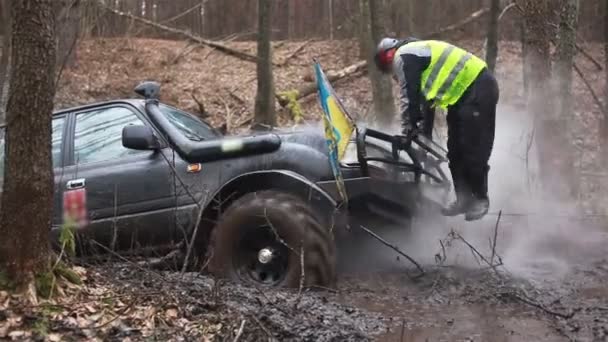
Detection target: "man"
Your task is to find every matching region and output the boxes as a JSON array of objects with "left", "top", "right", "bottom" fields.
[{"left": 374, "top": 37, "right": 499, "bottom": 221}]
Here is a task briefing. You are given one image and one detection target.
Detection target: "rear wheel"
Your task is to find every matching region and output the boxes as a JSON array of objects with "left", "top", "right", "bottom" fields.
[{"left": 208, "top": 190, "right": 336, "bottom": 288}]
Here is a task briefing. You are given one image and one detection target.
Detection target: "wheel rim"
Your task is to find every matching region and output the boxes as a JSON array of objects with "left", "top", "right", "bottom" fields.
[{"left": 234, "top": 225, "right": 290, "bottom": 286}]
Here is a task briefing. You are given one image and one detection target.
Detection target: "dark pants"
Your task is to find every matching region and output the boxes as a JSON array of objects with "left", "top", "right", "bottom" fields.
[{"left": 446, "top": 69, "right": 499, "bottom": 201}]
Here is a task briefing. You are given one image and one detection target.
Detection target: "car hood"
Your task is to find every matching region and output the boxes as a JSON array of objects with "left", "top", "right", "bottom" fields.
[{"left": 241, "top": 127, "right": 330, "bottom": 156}]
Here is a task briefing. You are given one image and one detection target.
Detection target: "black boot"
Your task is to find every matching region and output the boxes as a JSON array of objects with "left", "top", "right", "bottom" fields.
[
  {"left": 441, "top": 164, "right": 471, "bottom": 216},
  {"left": 465, "top": 166, "right": 490, "bottom": 221}
]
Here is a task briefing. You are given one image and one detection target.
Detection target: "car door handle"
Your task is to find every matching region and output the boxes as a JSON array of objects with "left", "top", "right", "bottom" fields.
[{"left": 66, "top": 178, "right": 85, "bottom": 189}]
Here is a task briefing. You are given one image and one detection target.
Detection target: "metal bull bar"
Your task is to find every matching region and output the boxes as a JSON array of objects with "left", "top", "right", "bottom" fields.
[{"left": 355, "top": 126, "right": 450, "bottom": 187}]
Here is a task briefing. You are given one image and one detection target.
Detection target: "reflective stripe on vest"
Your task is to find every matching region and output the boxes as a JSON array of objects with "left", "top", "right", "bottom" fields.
[{"left": 408, "top": 40, "right": 486, "bottom": 109}]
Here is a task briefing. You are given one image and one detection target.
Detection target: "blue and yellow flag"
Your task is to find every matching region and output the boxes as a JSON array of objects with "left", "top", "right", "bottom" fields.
[{"left": 314, "top": 61, "right": 355, "bottom": 203}]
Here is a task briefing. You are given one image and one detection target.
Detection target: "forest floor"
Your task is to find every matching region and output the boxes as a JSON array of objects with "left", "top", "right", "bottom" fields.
[{"left": 1, "top": 37, "right": 607, "bottom": 341}]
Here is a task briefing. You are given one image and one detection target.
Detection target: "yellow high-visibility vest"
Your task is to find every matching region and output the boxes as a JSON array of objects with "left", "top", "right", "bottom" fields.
[{"left": 405, "top": 40, "right": 487, "bottom": 109}]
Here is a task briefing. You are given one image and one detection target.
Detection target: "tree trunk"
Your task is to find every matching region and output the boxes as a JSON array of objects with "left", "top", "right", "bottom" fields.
[
  {"left": 252, "top": 0, "right": 276, "bottom": 128},
  {"left": 0, "top": 0, "right": 11, "bottom": 124},
  {"left": 485, "top": 0, "right": 500, "bottom": 73},
  {"left": 287, "top": 0, "right": 297, "bottom": 39},
  {"left": 555, "top": 0, "right": 579, "bottom": 197},
  {"left": 603, "top": 0, "right": 608, "bottom": 165},
  {"left": 555, "top": 0, "right": 579, "bottom": 118},
  {"left": 407, "top": 0, "right": 416, "bottom": 36},
  {"left": 518, "top": 0, "right": 574, "bottom": 199},
  {"left": 0, "top": 0, "right": 56, "bottom": 288},
  {"left": 359, "top": 0, "right": 396, "bottom": 127}
]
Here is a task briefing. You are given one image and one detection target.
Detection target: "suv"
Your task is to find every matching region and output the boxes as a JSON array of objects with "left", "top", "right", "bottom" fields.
[{"left": 0, "top": 82, "right": 449, "bottom": 289}]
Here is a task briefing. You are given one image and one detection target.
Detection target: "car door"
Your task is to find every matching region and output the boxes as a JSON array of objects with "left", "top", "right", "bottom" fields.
[
  {"left": 1, "top": 115, "right": 68, "bottom": 228},
  {"left": 61, "top": 103, "right": 179, "bottom": 253}
]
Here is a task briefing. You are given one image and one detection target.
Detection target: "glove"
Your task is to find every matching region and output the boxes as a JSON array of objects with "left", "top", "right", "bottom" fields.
[{"left": 401, "top": 120, "right": 419, "bottom": 139}]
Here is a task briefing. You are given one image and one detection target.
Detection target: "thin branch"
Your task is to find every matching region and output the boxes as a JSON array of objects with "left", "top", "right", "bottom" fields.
[
  {"left": 498, "top": 2, "right": 517, "bottom": 21},
  {"left": 490, "top": 210, "right": 502, "bottom": 266},
  {"left": 277, "top": 39, "right": 313, "bottom": 67},
  {"left": 233, "top": 319, "right": 246, "bottom": 342},
  {"left": 502, "top": 291, "right": 576, "bottom": 319},
  {"left": 359, "top": 225, "right": 424, "bottom": 275},
  {"left": 573, "top": 62, "right": 607, "bottom": 116},
  {"left": 159, "top": 2, "right": 202, "bottom": 24},
  {"left": 425, "top": 8, "right": 490, "bottom": 39},
  {"left": 180, "top": 193, "right": 208, "bottom": 275}
]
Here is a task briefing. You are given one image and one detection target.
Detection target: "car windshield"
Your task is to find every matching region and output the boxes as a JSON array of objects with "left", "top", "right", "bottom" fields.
[{"left": 159, "top": 104, "right": 218, "bottom": 141}]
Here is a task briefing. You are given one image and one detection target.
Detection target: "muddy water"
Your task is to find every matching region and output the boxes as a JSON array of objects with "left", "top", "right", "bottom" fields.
[{"left": 332, "top": 216, "right": 608, "bottom": 342}]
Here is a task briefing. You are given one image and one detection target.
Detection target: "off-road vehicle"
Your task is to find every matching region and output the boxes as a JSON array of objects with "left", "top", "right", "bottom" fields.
[{"left": 0, "top": 81, "right": 449, "bottom": 289}]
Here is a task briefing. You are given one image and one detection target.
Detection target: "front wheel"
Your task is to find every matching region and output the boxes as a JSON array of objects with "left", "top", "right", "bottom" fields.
[{"left": 208, "top": 190, "right": 336, "bottom": 288}]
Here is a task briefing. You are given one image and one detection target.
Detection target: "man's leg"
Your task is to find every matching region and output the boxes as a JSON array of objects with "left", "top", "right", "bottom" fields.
[
  {"left": 441, "top": 104, "right": 472, "bottom": 216},
  {"left": 462, "top": 70, "right": 499, "bottom": 221},
  {"left": 421, "top": 100, "right": 435, "bottom": 140}
]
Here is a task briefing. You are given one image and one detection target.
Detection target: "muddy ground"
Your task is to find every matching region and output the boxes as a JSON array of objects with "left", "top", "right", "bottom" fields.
[{"left": 2, "top": 212, "right": 606, "bottom": 341}]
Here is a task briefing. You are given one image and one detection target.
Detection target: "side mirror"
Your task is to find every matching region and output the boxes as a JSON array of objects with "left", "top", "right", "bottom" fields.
[{"left": 122, "top": 125, "right": 161, "bottom": 150}]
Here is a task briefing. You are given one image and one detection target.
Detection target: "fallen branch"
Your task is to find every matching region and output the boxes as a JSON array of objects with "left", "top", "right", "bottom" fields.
[
  {"left": 100, "top": 3, "right": 259, "bottom": 64},
  {"left": 573, "top": 62, "right": 607, "bottom": 116},
  {"left": 501, "top": 291, "right": 576, "bottom": 319},
  {"left": 359, "top": 225, "right": 425, "bottom": 275}
]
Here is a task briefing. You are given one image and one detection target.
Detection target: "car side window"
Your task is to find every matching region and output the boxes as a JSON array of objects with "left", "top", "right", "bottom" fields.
[
  {"left": 73, "top": 106, "right": 149, "bottom": 165},
  {"left": 0, "top": 117, "right": 64, "bottom": 188}
]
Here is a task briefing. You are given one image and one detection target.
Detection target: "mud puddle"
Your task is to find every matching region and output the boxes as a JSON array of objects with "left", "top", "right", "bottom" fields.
[{"left": 332, "top": 271, "right": 564, "bottom": 342}]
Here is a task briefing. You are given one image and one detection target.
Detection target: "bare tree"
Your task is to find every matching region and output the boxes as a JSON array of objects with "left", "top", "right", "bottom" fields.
[
  {"left": 359, "top": 0, "right": 396, "bottom": 126},
  {"left": 252, "top": 0, "right": 276, "bottom": 129},
  {"left": 0, "top": 0, "right": 56, "bottom": 290},
  {"left": 0, "top": 0, "right": 11, "bottom": 124},
  {"left": 54, "top": 0, "right": 81, "bottom": 69},
  {"left": 485, "top": 0, "right": 500, "bottom": 73}
]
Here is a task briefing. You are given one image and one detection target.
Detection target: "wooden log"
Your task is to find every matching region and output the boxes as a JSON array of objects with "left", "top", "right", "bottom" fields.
[{"left": 276, "top": 60, "right": 367, "bottom": 106}]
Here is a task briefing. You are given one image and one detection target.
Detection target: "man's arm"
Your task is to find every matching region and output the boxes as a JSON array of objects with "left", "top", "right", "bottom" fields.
[
  {"left": 393, "top": 46, "right": 431, "bottom": 130},
  {"left": 401, "top": 54, "right": 428, "bottom": 128}
]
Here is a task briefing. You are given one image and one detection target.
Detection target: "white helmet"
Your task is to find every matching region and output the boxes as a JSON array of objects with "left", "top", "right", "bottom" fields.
[{"left": 374, "top": 37, "right": 400, "bottom": 73}]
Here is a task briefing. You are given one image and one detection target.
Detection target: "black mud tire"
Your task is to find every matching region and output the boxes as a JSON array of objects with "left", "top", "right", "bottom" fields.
[{"left": 208, "top": 190, "right": 336, "bottom": 289}]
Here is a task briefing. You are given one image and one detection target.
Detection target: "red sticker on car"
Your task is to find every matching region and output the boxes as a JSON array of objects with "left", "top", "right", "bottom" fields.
[{"left": 63, "top": 188, "right": 88, "bottom": 228}]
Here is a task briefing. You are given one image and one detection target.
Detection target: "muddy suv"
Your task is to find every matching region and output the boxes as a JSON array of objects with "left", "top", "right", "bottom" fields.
[{"left": 0, "top": 82, "right": 449, "bottom": 289}]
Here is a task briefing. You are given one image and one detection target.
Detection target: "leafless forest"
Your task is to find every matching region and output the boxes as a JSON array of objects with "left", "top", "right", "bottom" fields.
[{"left": 0, "top": 0, "right": 608, "bottom": 341}]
